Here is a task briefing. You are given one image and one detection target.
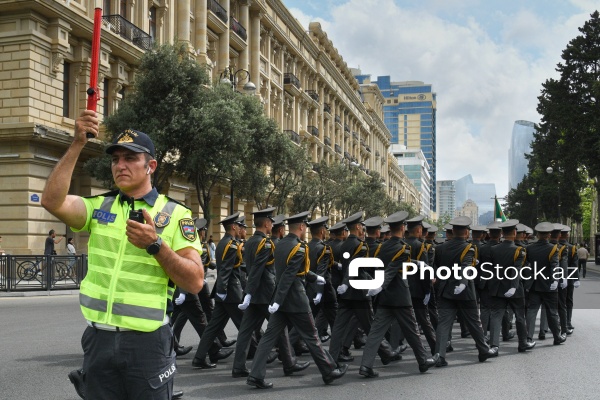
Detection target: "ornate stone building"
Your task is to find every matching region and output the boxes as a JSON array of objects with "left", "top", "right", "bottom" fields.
[{"left": 0, "top": 0, "right": 420, "bottom": 254}]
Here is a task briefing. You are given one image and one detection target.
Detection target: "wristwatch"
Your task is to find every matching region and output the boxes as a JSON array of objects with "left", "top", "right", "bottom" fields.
[{"left": 146, "top": 236, "right": 163, "bottom": 255}]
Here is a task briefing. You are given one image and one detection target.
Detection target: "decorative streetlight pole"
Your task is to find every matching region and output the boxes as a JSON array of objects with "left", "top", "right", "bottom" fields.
[
  {"left": 218, "top": 66, "right": 256, "bottom": 214},
  {"left": 546, "top": 165, "right": 561, "bottom": 222}
]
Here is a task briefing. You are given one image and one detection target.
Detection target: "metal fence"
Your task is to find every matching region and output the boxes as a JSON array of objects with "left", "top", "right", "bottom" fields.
[{"left": 0, "top": 254, "right": 87, "bottom": 292}]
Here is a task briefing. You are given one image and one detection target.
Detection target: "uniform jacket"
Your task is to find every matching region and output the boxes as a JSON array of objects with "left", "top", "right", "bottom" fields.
[
  {"left": 329, "top": 238, "right": 344, "bottom": 288},
  {"left": 434, "top": 237, "right": 477, "bottom": 301},
  {"left": 307, "top": 238, "right": 336, "bottom": 302},
  {"left": 477, "top": 239, "right": 499, "bottom": 289},
  {"left": 214, "top": 233, "right": 244, "bottom": 303},
  {"left": 488, "top": 240, "right": 526, "bottom": 298},
  {"left": 559, "top": 239, "right": 579, "bottom": 285},
  {"left": 377, "top": 236, "right": 413, "bottom": 307},
  {"left": 404, "top": 236, "right": 431, "bottom": 299},
  {"left": 525, "top": 239, "right": 560, "bottom": 292},
  {"left": 365, "top": 236, "right": 382, "bottom": 278},
  {"left": 272, "top": 233, "right": 318, "bottom": 313},
  {"left": 243, "top": 230, "right": 276, "bottom": 304},
  {"left": 340, "top": 234, "right": 370, "bottom": 301}
]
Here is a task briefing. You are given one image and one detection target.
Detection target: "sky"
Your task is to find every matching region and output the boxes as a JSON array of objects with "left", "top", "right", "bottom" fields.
[{"left": 281, "top": 0, "right": 600, "bottom": 198}]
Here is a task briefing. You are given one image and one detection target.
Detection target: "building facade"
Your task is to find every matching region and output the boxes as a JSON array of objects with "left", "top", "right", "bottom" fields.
[
  {"left": 390, "top": 145, "right": 430, "bottom": 217},
  {"left": 436, "top": 179, "right": 456, "bottom": 221},
  {"left": 508, "top": 120, "right": 534, "bottom": 191},
  {"left": 0, "top": 0, "right": 419, "bottom": 254},
  {"left": 455, "top": 175, "right": 496, "bottom": 220},
  {"left": 456, "top": 199, "right": 479, "bottom": 226}
]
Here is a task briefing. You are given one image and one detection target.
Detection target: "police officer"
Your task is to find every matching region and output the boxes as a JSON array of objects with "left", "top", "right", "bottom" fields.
[
  {"left": 488, "top": 219, "right": 536, "bottom": 353},
  {"left": 246, "top": 212, "right": 347, "bottom": 389},
  {"left": 328, "top": 212, "right": 399, "bottom": 365},
  {"left": 359, "top": 211, "right": 439, "bottom": 378},
  {"left": 434, "top": 216, "right": 496, "bottom": 367},
  {"left": 524, "top": 222, "right": 566, "bottom": 345},
  {"left": 191, "top": 212, "right": 253, "bottom": 369},
  {"left": 403, "top": 215, "right": 437, "bottom": 354},
  {"left": 42, "top": 111, "right": 204, "bottom": 399},
  {"left": 232, "top": 207, "right": 306, "bottom": 377}
]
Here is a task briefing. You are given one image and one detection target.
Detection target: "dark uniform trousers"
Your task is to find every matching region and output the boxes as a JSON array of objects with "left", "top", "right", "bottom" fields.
[
  {"left": 171, "top": 296, "right": 207, "bottom": 344},
  {"left": 566, "top": 284, "right": 575, "bottom": 329},
  {"left": 526, "top": 290, "right": 561, "bottom": 340},
  {"left": 310, "top": 300, "right": 337, "bottom": 337},
  {"left": 489, "top": 296, "right": 527, "bottom": 347},
  {"left": 478, "top": 288, "right": 493, "bottom": 333},
  {"left": 557, "top": 286, "right": 568, "bottom": 334},
  {"left": 249, "top": 311, "right": 336, "bottom": 380},
  {"left": 362, "top": 307, "right": 429, "bottom": 368},
  {"left": 232, "top": 303, "right": 296, "bottom": 370},
  {"left": 428, "top": 284, "right": 439, "bottom": 329},
  {"left": 434, "top": 298, "right": 489, "bottom": 358},
  {"left": 328, "top": 299, "right": 394, "bottom": 361},
  {"left": 411, "top": 298, "right": 437, "bottom": 353},
  {"left": 193, "top": 302, "right": 257, "bottom": 360},
  {"left": 82, "top": 324, "right": 175, "bottom": 400},
  {"left": 198, "top": 283, "right": 229, "bottom": 344}
]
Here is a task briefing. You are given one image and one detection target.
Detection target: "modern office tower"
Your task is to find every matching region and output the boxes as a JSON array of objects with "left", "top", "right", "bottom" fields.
[
  {"left": 390, "top": 145, "right": 431, "bottom": 217},
  {"left": 436, "top": 180, "right": 456, "bottom": 220},
  {"left": 455, "top": 175, "right": 496, "bottom": 219},
  {"left": 509, "top": 120, "right": 535, "bottom": 190}
]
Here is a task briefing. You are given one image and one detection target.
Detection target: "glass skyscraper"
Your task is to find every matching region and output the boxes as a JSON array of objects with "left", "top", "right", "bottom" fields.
[
  {"left": 509, "top": 120, "right": 535, "bottom": 191},
  {"left": 355, "top": 74, "right": 437, "bottom": 212}
]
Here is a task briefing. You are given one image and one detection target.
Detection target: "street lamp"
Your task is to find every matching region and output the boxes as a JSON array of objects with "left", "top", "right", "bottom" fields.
[
  {"left": 546, "top": 165, "right": 561, "bottom": 222},
  {"left": 219, "top": 66, "right": 256, "bottom": 214}
]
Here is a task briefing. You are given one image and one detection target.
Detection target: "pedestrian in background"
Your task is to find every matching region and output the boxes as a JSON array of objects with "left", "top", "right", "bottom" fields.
[{"left": 577, "top": 243, "right": 589, "bottom": 278}]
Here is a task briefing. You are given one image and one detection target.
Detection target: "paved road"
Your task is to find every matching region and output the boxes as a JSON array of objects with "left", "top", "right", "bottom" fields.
[{"left": 2, "top": 268, "right": 599, "bottom": 400}]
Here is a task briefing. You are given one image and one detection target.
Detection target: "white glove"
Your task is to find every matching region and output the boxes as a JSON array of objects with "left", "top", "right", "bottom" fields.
[
  {"left": 337, "top": 284, "right": 348, "bottom": 294},
  {"left": 336, "top": 262, "right": 342, "bottom": 270},
  {"left": 549, "top": 281, "right": 558, "bottom": 291},
  {"left": 313, "top": 293, "right": 323, "bottom": 305},
  {"left": 574, "top": 281, "right": 581, "bottom": 288},
  {"left": 560, "top": 278, "right": 568, "bottom": 289},
  {"left": 174, "top": 293, "right": 186, "bottom": 305},
  {"left": 504, "top": 288, "right": 516, "bottom": 298},
  {"left": 423, "top": 293, "right": 431, "bottom": 305},
  {"left": 268, "top": 303, "right": 280, "bottom": 314},
  {"left": 216, "top": 292, "right": 227, "bottom": 301},
  {"left": 366, "top": 287, "right": 383, "bottom": 297},
  {"left": 316, "top": 275, "right": 326, "bottom": 285},
  {"left": 238, "top": 294, "right": 251, "bottom": 310},
  {"left": 453, "top": 283, "right": 466, "bottom": 295}
]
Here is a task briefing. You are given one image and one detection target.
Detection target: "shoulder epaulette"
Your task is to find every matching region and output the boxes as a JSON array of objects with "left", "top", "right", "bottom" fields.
[{"left": 164, "top": 195, "right": 191, "bottom": 210}]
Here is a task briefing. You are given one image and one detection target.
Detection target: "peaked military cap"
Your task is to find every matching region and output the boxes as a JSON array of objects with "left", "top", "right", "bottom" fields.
[
  {"left": 219, "top": 212, "right": 240, "bottom": 226},
  {"left": 252, "top": 207, "right": 276, "bottom": 221},
  {"left": 342, "top": 211, "right": 364, "bottom": 226},
  {"left": 195, "top": 218, "right": 208, "bottom": 230},
  {"left": 272, "top": 214, "right": 286, "bottom": 227},
  {"left": 286, "top": 211, "right": 310, "bottom": 225},
  {"left": 499, "top": 219, "right": 519, "bottom": 229},
  {"left": 406, "top": 215, "right": 425, "bottom": 228},
  {"left": 471, "top": 225, "right": 488, "bottom": 232},
  {"left": 380, "top": 225, "right": 390, "bottom": 233},
  {"left": 236, "top": 215, "right": 248, "bottom": 228},
  {"left": 487, "top": 221, "right": 502, "bottom": 231},
  {"left": 534, "top": 222, "right": 555, "bottom": 233},
  {"left": 525, "top": 226, "right": 534, "bottom": 235},
  {"left": 363, "top": 216, "right": 384, "bottom": 229},
  {"left": 444, "top": 224, "right": 453, "bottom": 231},
  {"left": 329, "top": 221, "right": 347, "bottom": 232},
  {"left": 450, "top": 216, "right": 472, "bottom": 229},
  {"left": 308, "top": 215, "right": 329, "bottom": 228},
  {"left": 384, "top": 211, "right": 409, "bottom": 227},
  {"left": 552, "top": 223, "right": 564, "bottom": 232},
  {"left": 561, "top": 225, "right": 571, "bottom": 232},
  {"left": 422, "top": 221, "right": 431, "bottom": 230},
  {"left": 516, "top": 223, "right": 528, "bottom": 233},
  {"left": 106, "top": 128, "right": 156, "bottom": 158},
  {"left": 428, "top": 225, "right": 438, "bottom": 233}
]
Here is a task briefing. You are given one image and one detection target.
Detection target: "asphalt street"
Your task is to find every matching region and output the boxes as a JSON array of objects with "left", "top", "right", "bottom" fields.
[{"left": 2, "top": 267, "right": 599, "bottom": 400}]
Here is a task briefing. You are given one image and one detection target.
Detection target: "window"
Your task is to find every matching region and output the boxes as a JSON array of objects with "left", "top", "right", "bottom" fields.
[
  {"left": 63, "top": 61, "right": 71, "bottom": 118},
  {"left": 103, "top": 78, "right": 109, "bottom": 117},
  {"left": 103, "top": 0, "right": 111, "bottom": 14},
  {"left": 149, "top": 6, "right": 157, "bottom": 40},
  {"left": 120, "top": 0, "right": 127, "bottom": 18}
]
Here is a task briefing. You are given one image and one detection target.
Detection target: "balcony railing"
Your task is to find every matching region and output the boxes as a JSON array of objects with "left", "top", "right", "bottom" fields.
[
  {"left": 285, "top": 129, "right": 300, "bottom": 144},
  {"left": 208, "top": 0, "right": 228, "bottom": 24},
  {"left": 334, "top": 144, "right": 342, "bottom": 154},
  {"left": 324, "top": 103, "right": 331, "bottom": 114},
  {"left": 230, "top": 17, "right": 247, "bottom": 40},
  {"left": 308, "top": 125, "right": 319, "bottom": 137},
  {"left": 284, "top": 73, "right": 301, "bottom": 89},
  {"left": 344, "top": 151, "right": 351, "bottom": 159},
  {"left": 103, "top": 15, "right": 153, "bottom": 51},
  {"left": 352, "top": 131, "right": 359, "bottom": 140},
  {"left": 324, "top": 137, "right": 332, "bottom": 146},
  {"left": 306, "top": 90, "right": 319, "bottom": 102},
  {"left": 344, "top": 124, "right": 350, "bottom": 133}
]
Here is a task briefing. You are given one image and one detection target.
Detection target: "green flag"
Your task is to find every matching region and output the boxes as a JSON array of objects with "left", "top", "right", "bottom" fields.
[{"left": 494, "top": 196, "right": 507, "bottom": 222}]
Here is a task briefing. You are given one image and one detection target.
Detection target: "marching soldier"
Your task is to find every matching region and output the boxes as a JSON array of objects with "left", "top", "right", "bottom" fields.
[
  {"left": 424, "top": 225, "right": 439, "bottom": 329},
  {"left": 270, "top": 215, "right": 286, "bottom": 244},
  {"left": 546, "top": 224, "right": 569, "bottom": 337},
  {"left": 434, "top": 216, "right": 496, "bottom": 367},
  {"left": 488, "top": 219, "right": 536, "bottom": 353},
  {"left": 524, "top": 222, "right": 567, "bottom": 345},
  {"left": 231, "top": 207, "right": 306, "bottom": 378},
  {"left": 403, "top": 215, "right": 437, "bottom": 354},
  {"left": 478, "top": 222, "right": 504, "bottom": 340},
  {"left": 559, "top": 225, "right": 579, "bottom": 335},
  {"left": 246, "top": 211, "right": 347, "bottom": 389}
]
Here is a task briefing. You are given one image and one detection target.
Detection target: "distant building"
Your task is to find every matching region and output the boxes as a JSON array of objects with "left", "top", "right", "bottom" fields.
[
  {"left": 436, "top": 180, "right": 456, "bottom": 220},
  {"left": 455, "top": 175, "right": 496, "bottom": 218},
  {"left": 456, "top": 199, "right": 479, "bottom": 226},
  {"left": 509, "top": 120, "right": 535, "bottom": 190},
  {"left": 390, "top": 144, "right": 431, "bottom": 217}
]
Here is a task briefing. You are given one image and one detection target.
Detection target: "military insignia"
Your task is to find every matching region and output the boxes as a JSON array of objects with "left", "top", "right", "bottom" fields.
[
  {"left": 179, "top": 218, "right": 197, "bottom": 242},
  {"left": 117, "top": 133, "right": 134, "bottom": 143},
  {"left": 154, "top": 212, "right": 171, "bottom": 228}
]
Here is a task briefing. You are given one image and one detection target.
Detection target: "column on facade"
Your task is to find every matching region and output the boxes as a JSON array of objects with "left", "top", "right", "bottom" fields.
[
  {"left": 250, "top": 12, "right": 261, "bottom": 97},
  {"left": 194, "top": 0, "right": 210, "bottom": 64},
  {"left": 239, "top": 0, "right": 250, "bottom": 71},
  {"left": 177, "top": 0, "right": 191, "bottom": 45},
  {"left": 218, "top": 0, "right": 230, "bottom": 73}
]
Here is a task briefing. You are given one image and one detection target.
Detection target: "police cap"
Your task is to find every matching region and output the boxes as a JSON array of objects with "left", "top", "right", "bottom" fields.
[{"left": 106, "top": 128, "right": 156, "bottom": 158}]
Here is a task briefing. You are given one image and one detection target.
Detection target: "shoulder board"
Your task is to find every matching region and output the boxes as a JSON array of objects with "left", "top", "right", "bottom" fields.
[
  {"left": 297, "top": 246, "right": 306, "bottom": 253},
  {"left": 164, "top": 195, "right": 191, "bottom": 210},
  {"left": 84, "top": 189, "right": 119, "bottom": 199}
]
